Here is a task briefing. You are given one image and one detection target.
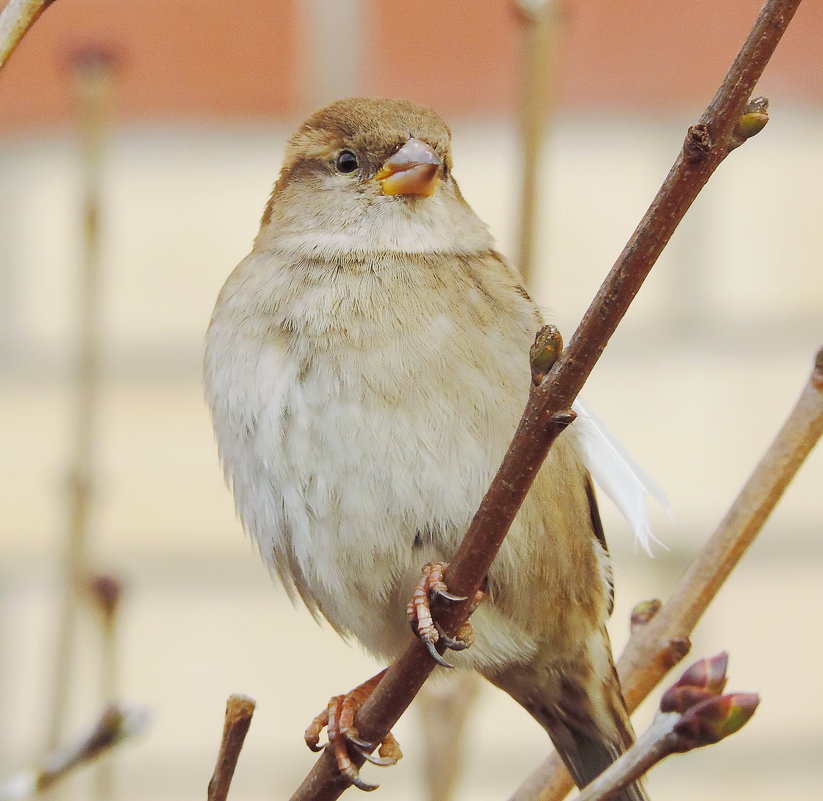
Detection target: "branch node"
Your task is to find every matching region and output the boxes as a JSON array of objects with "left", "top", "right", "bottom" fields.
[
  {"left": 88, "top": 574, "right": 123, "bottom": 621},
  {"left": 551, "top": 409, "right": 576, "bottom": 427},
  {"left": 683, "top": 124, "right": 712, "bottom": 162},
  {"left": 529, "top": 324, "right": 564, "bottom": 386},
  {"left": 661, "top": 637, "right": 691, "bottom": 669}
]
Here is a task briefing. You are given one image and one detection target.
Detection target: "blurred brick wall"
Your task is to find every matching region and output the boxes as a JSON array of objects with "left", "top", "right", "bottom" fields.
[
  {"left": 0, "top": 0, "right": 300, "bottom": 128},
  {"left": 365, "top": 0, "right": 823, "bottom": 111},
  {"left": 0, "top": 0, "right": 821, "bottom": 129}
]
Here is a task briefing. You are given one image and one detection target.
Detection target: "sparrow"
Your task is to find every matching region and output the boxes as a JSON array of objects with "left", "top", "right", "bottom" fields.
[{"left": 204, "top": 96, "right": 647, "bottom": 800}]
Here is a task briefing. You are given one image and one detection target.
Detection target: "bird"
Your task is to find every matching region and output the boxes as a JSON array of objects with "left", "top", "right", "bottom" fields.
[{"left": 204, "top": 96, "right": 647, "bottom": 800}]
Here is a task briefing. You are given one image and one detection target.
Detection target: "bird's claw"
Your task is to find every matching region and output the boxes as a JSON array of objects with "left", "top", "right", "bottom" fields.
[
  {"left": 361, "top": 750, "right": 395, "bottom": 767},
  {"left": 407, "top": 561, "right": 485, "bottom": 666},
  {"left": 346, "top": 730, "right": 402, "bottom": 789},
  {"left": 345, "top": 732, "right": 375, "bottom": 751},
  {"left": 433, "top": 587, "right": 468, "bottom": 603},
  {"left": 425, "top": 638, "right": 455, "bottom": 668},
  {"left": 303, "top": 671, "right": 402, "bottom": 791},
  {"left": 350, "top": 773, "right": 379, "bottom": 792}
]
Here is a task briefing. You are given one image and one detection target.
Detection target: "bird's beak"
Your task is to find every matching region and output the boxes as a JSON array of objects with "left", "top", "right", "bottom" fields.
[{"left": 374, "top": 138, "right": 441, "bottom": 197}]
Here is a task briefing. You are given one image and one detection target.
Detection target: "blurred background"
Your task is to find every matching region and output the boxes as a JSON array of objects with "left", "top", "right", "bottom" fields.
[{"left": 1, "top": 1, "right": 821, "bottom": 799}]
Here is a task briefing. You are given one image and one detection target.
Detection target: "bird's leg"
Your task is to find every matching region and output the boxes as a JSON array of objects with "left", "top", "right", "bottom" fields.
[
  {"left": 304, "top": 669, "right": 402, "bottom": 792},
  {"left": 407, "top": 561, "right": 486, "bottom": 668}
]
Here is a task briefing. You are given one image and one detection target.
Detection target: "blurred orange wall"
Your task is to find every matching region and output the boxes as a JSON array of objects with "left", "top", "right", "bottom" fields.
[{"left": 0, "top": 0, "right": 821, "bottom": 130}]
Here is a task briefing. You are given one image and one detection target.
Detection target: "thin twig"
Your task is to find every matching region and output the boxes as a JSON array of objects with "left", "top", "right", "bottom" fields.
[
  {"left": 207, "top": 695, "right": 257, "bottom": 801},
  {"left": 571, "top": 654, "right": 759, "bottom": 801},
  {"left": 514, "top": 0, "right": 563, "bottom": 285},
  {"left": 88, "top": 574, "right": 123, "bottom": 800},
  {"left": 0, "top": 0, "right": 57, "bottom": 70},
  {"left": 572, "top": 716, "right": 673, "bottom": 801},
  {"left": 0, "top": 706, "right": 148, "bottom": 801},
  {"left": 47, "top": 46, "right": 116, "bottom": 751},
  {"left": 87, "top": 575, "right": 123, "bottom": 707},
  {"left": 288, "top": 2, "right": 803, "bottom": 798},
  {"left": 511, "top": 346, "right": 823, "bottom": 801}
]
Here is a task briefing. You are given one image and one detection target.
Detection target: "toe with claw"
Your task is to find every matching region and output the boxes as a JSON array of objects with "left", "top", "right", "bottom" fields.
[
  {"left": 303, "top": 670, "right": 402, "bottom": 791},
  {"left": 407, "top": 561, "right": 486, "bottom": 667}
]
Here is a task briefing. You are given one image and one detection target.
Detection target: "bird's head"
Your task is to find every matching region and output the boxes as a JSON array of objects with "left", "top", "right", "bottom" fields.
[{"left": 255, "top": 97, "right": 491, "bottom": 258}]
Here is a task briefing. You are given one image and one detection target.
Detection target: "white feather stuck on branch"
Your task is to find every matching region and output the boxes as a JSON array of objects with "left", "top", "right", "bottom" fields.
[{"left": 573, "top": 399, "right": 669, "bottom": 555}]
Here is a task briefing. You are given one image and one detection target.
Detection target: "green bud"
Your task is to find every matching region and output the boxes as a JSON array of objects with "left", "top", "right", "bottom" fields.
[
  {"left": 529, "top": 325, "right": 563, "bottom": 386},
  {"left": 673, "top": 692, "right": 760, "bottom": 751}
]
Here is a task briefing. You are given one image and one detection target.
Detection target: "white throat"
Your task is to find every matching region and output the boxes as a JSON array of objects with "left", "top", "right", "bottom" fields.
[{"left": 257, "top": 186, "right": 494, "bottom": 260}]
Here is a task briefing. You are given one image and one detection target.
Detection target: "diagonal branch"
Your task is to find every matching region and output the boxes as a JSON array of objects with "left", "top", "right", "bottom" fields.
[
  {"left": 617, "top": 348, "right": 823, "bottom": 706},
  {"left": 511, "top": 346, "right": 823, "bottom": 801},
  {"left": 288, "top": 1, "right": 804, "bottom": 798}
]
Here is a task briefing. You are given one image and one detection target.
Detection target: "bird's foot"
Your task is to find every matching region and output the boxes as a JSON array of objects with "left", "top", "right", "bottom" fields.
[
  {"left": 304, "top": 669, "right": 401, "bottom": 792},
  {"left": 407, "top": 561, "right": 486, "bottom": 668}
]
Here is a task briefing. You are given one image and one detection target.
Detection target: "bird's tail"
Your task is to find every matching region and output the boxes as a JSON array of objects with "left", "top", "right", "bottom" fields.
[{"left": 487, "top": 638, "right": 648, "bottom": 801}]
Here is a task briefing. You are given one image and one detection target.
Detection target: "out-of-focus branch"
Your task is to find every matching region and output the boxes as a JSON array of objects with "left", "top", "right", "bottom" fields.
[
  {"left": 618, "top": 347, "right": 823, "bottom": 704},
  {"left": 514, "top": 0, "right": 564, "bottom": 285},
  {"left": 0, "top": 0, "right": 57, "bottom": 70},
  {"left": 88, "top": 574, "right": 124, "bottom": 800},
  {"left": 207, "top": 695, "right": 257, "bottom": 801},
  {"left": 88, "top": 575, "right": 123, "bottom": 709},
  {"left": 288, "top": 1, "right": 803, "bottom": 799},
  {"left": 511, "top": 346, "right": 823, "bottom": 801},
  {"left": 47, "top": 46, "right": 116, "bottom": 751},
  {"left": 0, "top": 706, "right": 148, "bottom": 801},
  {"left": 416, "top": 673, "right": 482, "bottom": 801}
]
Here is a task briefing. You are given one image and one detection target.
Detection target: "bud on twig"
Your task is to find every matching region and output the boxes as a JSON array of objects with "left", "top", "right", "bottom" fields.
[
  {"left": 737, "top": 97, "right": 769, "bottom": 139},
  {"left": 660, "top": 653, "right": 758, "bottom": 753},
  {"left": 88, "top": 574, "right": 123, "bottom": 622},
  {"left": 730, "top": 96, "right": 769, "bottom": 151},
  {"left": 569, "top": 653, "right": 759, "bottom": 801},
  {"left": 529, "top": 325, "right": 563, "bottom": 386},
  {"left": 672, "top": 692, "right": 760, "bottom": 751},
  {"left": 629, "top": 599, "right": 662, "bottom": 634},
  {"left": 672, "top": 651, "right": 728, "bottom": 693}
]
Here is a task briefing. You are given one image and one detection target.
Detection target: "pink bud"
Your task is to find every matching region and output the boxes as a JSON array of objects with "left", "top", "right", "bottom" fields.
[
  {"left": 673, "top": 652, "right": 728, "bottom": 694},
  {"left": 673, "top": 692, "right": 760, "bottom": 751},
  {"left": 660, "top": 686, "right": 716, "bottom": 714}
]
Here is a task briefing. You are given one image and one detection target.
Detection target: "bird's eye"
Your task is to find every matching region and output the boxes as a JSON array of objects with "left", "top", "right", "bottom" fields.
[{"left": 335, "top": 149, "right": 359, "bottom": 174}]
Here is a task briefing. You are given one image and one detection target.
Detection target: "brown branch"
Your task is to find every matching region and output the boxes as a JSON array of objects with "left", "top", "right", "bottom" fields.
[
  {"left": 207, "top": 694, "right": 256, "bottom": 801},
  {"left": 288, "top": 1, "right": 804, "bottom": 798},
  {"left": 511, "top": 346, "right": 823, "bottom": 801},
  {"left": 0, "top": 0, "right": 58, "bottom": 70}
]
